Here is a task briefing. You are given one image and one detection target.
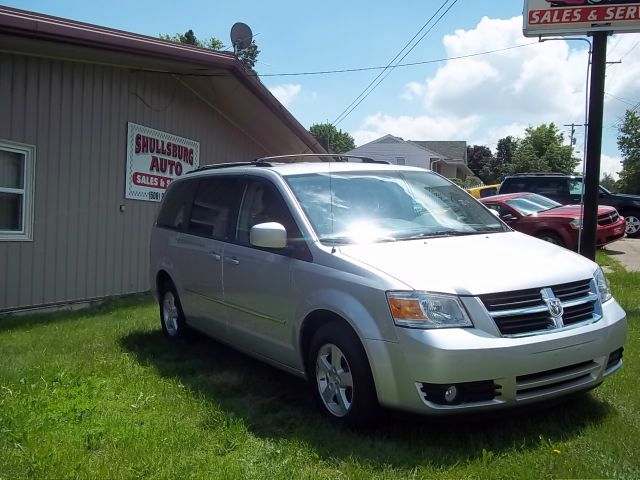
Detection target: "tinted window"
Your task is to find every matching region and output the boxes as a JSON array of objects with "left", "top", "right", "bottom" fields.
[
  {"left": 530, "top": 177, "right": 568, "bottom": 196},
  {"left": 157, "top": 180, "right": 196, "bottom": 230},
  {"left": 187, "top": 177, "right": 244, "bottom": 240},
  {"left": 479, "top": 187, "right": 497, "bottom": 198},
  {"left": 500, "top": 178, "right": 530, "bottom": 194}
]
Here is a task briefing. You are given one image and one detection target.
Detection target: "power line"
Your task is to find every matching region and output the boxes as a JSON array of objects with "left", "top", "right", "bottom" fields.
[
  {"left": 332, "top": 0, "right": 459, "bottom": 126},
  {"left": 255, "top": 42, "right": 536, "bottom": 78}
]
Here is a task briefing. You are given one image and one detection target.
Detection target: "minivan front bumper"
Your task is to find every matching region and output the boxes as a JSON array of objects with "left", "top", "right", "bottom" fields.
[{"left": 365, "top": 298, "right": 627, "bottom": 415}]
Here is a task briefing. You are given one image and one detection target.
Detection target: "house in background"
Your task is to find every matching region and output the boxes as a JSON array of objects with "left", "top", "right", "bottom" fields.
[{"left": 346, "top": 134, "right": 473, "bottom": 180}]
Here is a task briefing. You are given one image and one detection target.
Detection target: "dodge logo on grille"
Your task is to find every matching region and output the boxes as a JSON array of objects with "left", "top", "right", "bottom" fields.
[
  {"left": 546, "top": 298, "right": 563, "bottom": 318},
  {"left": 541, "top": 288, "right": 564, "bottom": 328}
]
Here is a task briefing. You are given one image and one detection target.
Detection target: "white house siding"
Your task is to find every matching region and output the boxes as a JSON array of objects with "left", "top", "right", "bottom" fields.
[
  {"left": 347, "top": 138, "right": 442, "bottom": 169},
  {"left": 0, "top": 52, "right": 267, "bottom": 311}
]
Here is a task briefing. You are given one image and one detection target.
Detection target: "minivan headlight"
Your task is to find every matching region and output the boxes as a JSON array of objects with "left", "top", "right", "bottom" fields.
[
  {"left": 386, "top": 292, "right": 472, "bottom": 329},
  {"left": 594, "top": 267, "right": 612, "bottom": 303}
]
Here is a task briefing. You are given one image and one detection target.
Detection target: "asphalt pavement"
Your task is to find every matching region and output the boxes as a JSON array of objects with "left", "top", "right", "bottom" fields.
[{"left": 602, "top": 237, "right": 640, "bottom": 272}]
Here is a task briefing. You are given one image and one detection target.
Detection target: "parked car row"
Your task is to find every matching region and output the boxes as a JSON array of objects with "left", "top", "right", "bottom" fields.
[
  {"left": 497, "top": 173, "right": 640, "bottom": 237},
  {"left": 480, "top": 192, "right": 626, "bottom": 251}
]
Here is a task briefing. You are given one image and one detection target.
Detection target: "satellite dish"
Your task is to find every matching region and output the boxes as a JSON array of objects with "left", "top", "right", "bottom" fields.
[{"left": 230, "top": 22, "right": 253, "bottom": 52}]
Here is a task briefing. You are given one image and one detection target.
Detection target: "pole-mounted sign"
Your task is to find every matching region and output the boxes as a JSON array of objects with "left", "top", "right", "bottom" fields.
[
  {"left": 523, "top": 0, "right": 640, "bottom": 260},
  {"left": 524, "top": 0, "right": 640, "bottom": 37}
]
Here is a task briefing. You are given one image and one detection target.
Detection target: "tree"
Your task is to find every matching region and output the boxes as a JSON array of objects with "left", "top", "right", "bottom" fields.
[
  {"left": 309, "top": 123, "right": 355, "bottom": 154},
  {"left": 601, "top": 172, "right": 618, "bottom": 192},
  {"left": 507, "top": 123, "right": 579, "bottom": 175},
  {"left": 479, "top": 136, "right": 518, "bottom": 184},
  {"left": 617, "top": 109, "right": 640, "bottom": 194},
  {"left": 159, "top": 29, "right": 259, "bottom": 73},
  {"left": 466, "top": 145, "right": 493, "bottom": 178}
]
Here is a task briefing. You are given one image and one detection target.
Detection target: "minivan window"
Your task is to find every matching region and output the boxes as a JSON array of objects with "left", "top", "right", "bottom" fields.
[
  {"left": 187, "top": 177, "right": 244, "bottom": 240},
  {"left": 237, "top": 180, "right": 301, "bottom": 246},
  {"left": 285, "top": 170, "right": 507, "bottom": 244},
  {"left": 156, "top": 179, "right": 196, "bottom": 230}
]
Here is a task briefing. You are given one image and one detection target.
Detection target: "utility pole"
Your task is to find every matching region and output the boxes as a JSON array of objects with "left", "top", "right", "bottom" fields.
[
  {"left": 564, "top": 123, "right": 579, "bottom": 152},
  {"left": 580, "top": 31, "right": 610, "bottom": 261}
]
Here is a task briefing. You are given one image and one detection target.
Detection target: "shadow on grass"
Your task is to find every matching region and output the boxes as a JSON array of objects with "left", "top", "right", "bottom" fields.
[
  {"left": 120, "top": 329, "right": 615, "bottom": 468},
  {"left": 0, "top": 293, "right": 154, "bottom": 333}
]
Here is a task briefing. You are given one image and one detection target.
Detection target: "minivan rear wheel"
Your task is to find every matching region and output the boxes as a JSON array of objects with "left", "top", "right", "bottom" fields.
[
  {"left": 308, "top": 322, "right": 380, "bottom": 427},
  {"left": 159, "top": 283, "right": 187, "bottom": 340}
]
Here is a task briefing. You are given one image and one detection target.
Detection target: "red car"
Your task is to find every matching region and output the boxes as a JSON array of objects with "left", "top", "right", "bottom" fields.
[{"left": 480, "top": 192, "right": 626, "bottom": 250}]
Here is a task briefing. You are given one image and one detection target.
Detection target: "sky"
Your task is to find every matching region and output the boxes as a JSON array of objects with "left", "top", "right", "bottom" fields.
[{"left": 7, "top": 0, "right": 640, "bottom": 178}]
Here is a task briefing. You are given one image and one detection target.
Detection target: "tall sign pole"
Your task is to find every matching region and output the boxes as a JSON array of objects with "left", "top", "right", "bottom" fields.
[
  {"left": 580, "top": 31, "right": 609, "bottom": 260},
  {"left": 524, "top": 0, "right": 640, "bottom": 259}
]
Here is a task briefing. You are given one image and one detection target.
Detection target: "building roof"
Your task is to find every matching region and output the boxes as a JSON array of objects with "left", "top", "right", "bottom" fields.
[
  {"left": 0, "top": 6, "right": 324, "bottom": 155},
  {"left": 410, "top": 141, "right": 467, "bottom": 162}
]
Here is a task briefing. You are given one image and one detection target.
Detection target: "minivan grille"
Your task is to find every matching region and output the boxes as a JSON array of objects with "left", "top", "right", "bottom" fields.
[
  {"left": 598, "top": 211, "right": 620, "bottom": 226},
  {"left": 479, "top": 279, "right": 599, "bottom": 336}
]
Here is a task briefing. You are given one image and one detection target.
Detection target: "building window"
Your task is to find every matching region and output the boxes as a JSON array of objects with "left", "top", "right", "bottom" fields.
[
  {"left": 0, "top": 140, "right": 35, "bottom": 241},
  {"left": 396, "top": 157, "right": 406, "bottom": 165}
]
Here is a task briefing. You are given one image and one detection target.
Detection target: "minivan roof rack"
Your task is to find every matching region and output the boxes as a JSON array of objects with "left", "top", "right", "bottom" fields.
[
  {"left": 185, "top": 154, "right": 391, "bottom": 175},
  {"left": 255, "top": 154, "right": 390, "bottom": 164},
  {"left": 186, "top": 162, "right": 259, "bottom": 174}
]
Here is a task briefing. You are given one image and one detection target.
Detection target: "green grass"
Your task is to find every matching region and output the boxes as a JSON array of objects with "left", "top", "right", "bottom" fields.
[{"left": 1, "top": 260, "right": 639, "bottom": 479}]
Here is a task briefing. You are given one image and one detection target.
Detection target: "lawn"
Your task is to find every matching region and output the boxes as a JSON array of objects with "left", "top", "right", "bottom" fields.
[{"left": 1, "top": 254, "right": 638, "bottom": 479}]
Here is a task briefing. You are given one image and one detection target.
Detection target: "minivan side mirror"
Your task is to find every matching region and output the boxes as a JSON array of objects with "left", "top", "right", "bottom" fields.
[{"left": 250, "top": 222, "right": 287, "bottom": 249}]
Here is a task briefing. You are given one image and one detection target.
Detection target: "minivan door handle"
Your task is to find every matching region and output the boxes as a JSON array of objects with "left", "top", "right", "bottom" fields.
[
  {"left": 225, "top": 256, "right": 240, "bottom": 266},
  {"left": 208, "top": 251, "right": 222, "bottom": 261}
]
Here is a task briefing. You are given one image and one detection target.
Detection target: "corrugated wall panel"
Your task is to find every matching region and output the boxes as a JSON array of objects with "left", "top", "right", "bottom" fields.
[{"left": 0, "top": 52, "right": 268, "bottom": 310}]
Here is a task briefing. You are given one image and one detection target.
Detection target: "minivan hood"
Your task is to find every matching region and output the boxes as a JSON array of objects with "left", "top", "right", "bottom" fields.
[{"left": 338, "top": 231, "right": 596, "bottom": 296}]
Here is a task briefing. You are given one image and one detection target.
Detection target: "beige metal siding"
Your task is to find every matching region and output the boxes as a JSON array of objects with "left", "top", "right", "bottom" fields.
[{"left": 0, "top": 52, "right": 266, "bottom": 310}]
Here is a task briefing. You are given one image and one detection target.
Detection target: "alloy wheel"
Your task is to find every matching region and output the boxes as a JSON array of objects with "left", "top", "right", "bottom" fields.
[
  {"left": 162, "top": 291, "right": 179, "bottom": 336},
  {"left": 315, "top": 343, "right": 354, "bottom": 417},
  {"left": 625, "top": 215, "right": 640, "bottom": 236}
]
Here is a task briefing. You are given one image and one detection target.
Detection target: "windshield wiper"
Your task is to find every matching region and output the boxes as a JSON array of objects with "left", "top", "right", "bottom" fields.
[
  {"left": 320, "top": 235, "right": 397, "bottom": 245},
  {"left": 402, "top": 231, "right": 474, "bottom": 240}
]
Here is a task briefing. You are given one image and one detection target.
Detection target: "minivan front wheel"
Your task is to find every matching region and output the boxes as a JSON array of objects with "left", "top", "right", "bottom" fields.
[
  {"left": 159, "top": 283, "right": 187, "bottom": 340},
  {"left": 308, "top": 322, "right": 379, "bottom": 427}
]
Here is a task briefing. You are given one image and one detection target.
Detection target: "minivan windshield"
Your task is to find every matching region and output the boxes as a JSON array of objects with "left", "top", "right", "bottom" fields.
[{"left": 285, "top": 170, "right": 508, "bottom": 244}]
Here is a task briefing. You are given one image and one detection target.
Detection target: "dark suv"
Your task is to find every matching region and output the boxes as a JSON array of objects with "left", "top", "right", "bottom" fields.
[{"left": 499, "top": 173, "right": 640, "bottom": 237}]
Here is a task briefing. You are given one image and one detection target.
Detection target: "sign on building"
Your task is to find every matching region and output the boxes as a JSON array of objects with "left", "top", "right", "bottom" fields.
[
  {"left": 524, "top": 0, "right": 640, "bottom": 37},
  {"left": 125, "top": 122, "right": 200, "bottom": 202}
]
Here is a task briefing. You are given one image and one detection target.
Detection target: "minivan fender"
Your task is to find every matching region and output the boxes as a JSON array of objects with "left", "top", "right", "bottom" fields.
[{"left": 295, "top": 287, "right": 398, "bottom": 352}]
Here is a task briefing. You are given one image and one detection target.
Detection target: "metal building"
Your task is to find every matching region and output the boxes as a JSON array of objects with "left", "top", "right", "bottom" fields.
[{"left": 0, "top": 7, "right": 324, "bottom": 312}]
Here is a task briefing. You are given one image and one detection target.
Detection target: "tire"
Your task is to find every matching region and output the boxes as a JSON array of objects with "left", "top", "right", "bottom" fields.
[
  {"left": 307, "top": 321, "right": 380, "bottom": 427},
  {"left": 623, "top": 211, "right": 640, "bottom": 238},
  {"left": 158, "top": 281, "right": 188, "bottom": 340},
  {"left": 535, "top": 231, "right": 565, "bottom": 248}
]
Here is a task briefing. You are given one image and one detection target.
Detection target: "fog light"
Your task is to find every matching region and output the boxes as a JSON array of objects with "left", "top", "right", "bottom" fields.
[{"left": 444, "top": 385, "right": 458, "bottom": 403}]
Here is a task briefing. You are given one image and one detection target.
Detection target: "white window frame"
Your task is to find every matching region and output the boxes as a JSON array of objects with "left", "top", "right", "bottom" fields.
[{"left": 0, "top": 139, "right": 36, "bottom": 241}]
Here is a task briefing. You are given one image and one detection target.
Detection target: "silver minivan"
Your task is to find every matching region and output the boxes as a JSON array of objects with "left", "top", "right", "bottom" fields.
[{"left": 149, "top": 155, "right": 626, "bottom": 426}]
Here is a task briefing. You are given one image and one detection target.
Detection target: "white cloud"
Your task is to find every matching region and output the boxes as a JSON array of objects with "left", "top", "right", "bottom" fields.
[
  {"left": 268, "top": 84, "right": 301, "bottom": 108},
  {"left": 574, "top": 154, "right": 622, "bottom": 180},
  {"left": 352, "top": 112, "right": 481, "bottom": 146},
  {"left": 353, "top": 16, "right": 640, "bottom": 153}
]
